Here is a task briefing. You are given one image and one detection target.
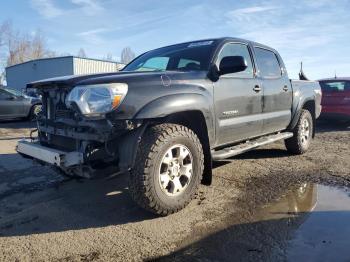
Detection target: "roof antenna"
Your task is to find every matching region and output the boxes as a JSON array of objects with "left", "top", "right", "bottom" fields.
[{"left": 299, "top": 61, "right": 309, "bottom": 81}]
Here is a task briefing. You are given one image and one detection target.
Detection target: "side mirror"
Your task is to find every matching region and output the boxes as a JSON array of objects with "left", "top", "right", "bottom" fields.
[{"left": 219, "top": 56, "right": 248, "bottom": 76}]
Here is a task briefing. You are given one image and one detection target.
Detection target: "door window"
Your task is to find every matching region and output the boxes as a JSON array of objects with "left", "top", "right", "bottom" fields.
[
  {"left": 177, "top": 58, "right": 201, "bottom": 70},
  {"left": 254, "top": 48, "right": 282, "bottom": 78},
  {"left": 216, "top": 43, "right": 254, "bottom": 78}
]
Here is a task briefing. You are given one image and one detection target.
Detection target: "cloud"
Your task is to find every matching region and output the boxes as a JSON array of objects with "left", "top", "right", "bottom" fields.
[
  {"left": 71, "top": 0, "right": 104, "bottom": 15},
  {"left": 229, "top": 6, "right": 278, "bottom": 15},
  {"left": 77, "top": 28, "right": 109, "bottom": 44},
  {"left": 227, "top": 6, "right": 279, "bottom": 21},
  {"left": 31, "top": 0, "right": 63, "bottom": 18},
  {"left": 224, "top": 1, "right": 350, "bottom": 79}
]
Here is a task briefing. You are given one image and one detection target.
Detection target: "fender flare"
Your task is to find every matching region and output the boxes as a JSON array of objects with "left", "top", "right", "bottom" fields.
[
  {"left": 288, "top": 98, "right": 316, "bottom": 133},
  {"left": 134, "top": 93, "right": 215, "bottom": 144}
]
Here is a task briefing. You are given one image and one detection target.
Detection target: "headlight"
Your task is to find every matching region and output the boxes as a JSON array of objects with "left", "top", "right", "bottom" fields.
[{"left": 66, "top": 83, "right": 128, "bottom": 115}]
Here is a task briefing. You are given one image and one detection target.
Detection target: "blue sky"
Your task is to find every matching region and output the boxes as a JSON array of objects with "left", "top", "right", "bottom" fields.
[{"left": 1, "top": 0, "right": 350, "bottom": 79}]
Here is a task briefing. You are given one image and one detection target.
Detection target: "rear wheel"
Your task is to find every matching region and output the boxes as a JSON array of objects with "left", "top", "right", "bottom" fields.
[
  {"left": 285, "top": 109, "right": 313, "bottom": 154},
  {"left": 129, "top": 124, "right": 204, "bottom": 215}
]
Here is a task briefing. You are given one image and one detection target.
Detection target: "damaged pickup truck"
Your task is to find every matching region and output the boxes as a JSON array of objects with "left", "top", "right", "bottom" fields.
[{"left": 17, "top": 37, "right": 321, "bottom": 215}]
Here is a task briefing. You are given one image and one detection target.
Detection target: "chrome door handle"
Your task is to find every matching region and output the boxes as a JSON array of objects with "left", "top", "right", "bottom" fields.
[
  {"left": 283, "top": 85, "right": 289, "bottom": 91},
  {"left": 253, "top": 85, "right": 262, "bottom": 92}
]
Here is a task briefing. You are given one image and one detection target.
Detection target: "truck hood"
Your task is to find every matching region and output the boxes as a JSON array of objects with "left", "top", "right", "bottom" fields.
[{"left": 27, "top": 70, "right": 207, "bottom": 89}]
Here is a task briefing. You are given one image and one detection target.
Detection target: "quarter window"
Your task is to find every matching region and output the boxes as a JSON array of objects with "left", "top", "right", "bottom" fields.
[
  {"left": 254, "top": 48, "right": 282, "bottom": 78},
  {"left": 216, "top": 43, "right": 254, "bottom": 78}
]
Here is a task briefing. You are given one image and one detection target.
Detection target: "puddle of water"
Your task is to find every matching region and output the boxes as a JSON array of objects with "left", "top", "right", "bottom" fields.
[
  {"left": 163, "top": 184, "right": 350, "bottom": 261},
  {"left": 286, "top": 184, "right": 350, "bottom": 262}
]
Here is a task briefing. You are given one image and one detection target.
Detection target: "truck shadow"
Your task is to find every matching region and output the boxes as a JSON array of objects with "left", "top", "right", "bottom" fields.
[
  {"left": 0, "top": 171, "right": 156, "bottom": 237},
  {"left": 0, "top": 120, "right": 36, "bottom": 129},
  {"left": 212, "top": 149, "right": 290, "bottom": 169},
  {"left": 316, "top": 119, "right": 350, "bottom": 133}
]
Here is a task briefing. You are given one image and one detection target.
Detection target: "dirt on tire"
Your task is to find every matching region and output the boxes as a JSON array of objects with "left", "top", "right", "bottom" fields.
[{"left": 129, "top": 124, "right": 204, "bottom": 216}]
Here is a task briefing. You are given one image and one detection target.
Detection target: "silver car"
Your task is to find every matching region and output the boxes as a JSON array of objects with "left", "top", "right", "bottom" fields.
[{"left": 0, "top": 88, "right": 41, "bottom": 120}]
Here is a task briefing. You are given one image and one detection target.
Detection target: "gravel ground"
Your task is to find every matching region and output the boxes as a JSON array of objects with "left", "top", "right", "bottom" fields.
[{"left": 0, "top": 120, "right": 349, "bottom": 261}]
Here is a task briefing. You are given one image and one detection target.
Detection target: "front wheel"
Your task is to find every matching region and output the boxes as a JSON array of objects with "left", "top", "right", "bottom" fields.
[
  {"left": 129, "top": 124, "right": 204, "bottom": 215},
  {"left": 29, "top": 104, "right": 42, "bottom": 120},
  {"left": 285, "top": 109, "right": 313, "bottom": 154}
]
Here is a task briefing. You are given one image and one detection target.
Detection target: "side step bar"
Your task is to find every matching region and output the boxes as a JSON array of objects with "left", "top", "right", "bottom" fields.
[{"left": 211, "top": 132, "right": 293, "bottom": 161}]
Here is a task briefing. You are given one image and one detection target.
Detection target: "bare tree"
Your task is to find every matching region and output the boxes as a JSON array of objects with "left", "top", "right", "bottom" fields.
[
  {"left": 0, "top": 21, "right": 12, "bottom": 84},
  {"left": 120, "top": 47, "right": 135, "bottom": 64},
  {"left": 0, "top": 20, "right": 11, "bottom": 47},
  {"left": 103, "top": 52, "right": 114, "bottom": 61},
  {"left": 6, "top": 29, "right": 55, "bottom": 67},
  {"left": 0, "top": 22, "right": 56, "bottom": 84},
  {"left": 77, "top": 48, "right": 87, "bottom": 58}
]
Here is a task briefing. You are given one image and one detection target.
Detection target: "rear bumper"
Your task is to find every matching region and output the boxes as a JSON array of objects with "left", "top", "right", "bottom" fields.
[
  {"left": 319, "top": 113, "right": 350, "bottom": 121},
  {"left": 16, "top": 140, "right": 84, "bottom": 168}
]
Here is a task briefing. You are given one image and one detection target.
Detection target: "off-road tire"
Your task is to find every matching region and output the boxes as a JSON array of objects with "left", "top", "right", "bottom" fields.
[
  {"left": 285, "top": 109, "right": 313, "bottom": 154},
  {"left": 129, "top": 124, "right": 204, "bottom": 215}
]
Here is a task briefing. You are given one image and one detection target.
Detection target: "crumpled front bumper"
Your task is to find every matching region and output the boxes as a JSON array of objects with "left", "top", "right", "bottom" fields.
[{"left": 16, "top": 139, "right": 84, "bottom": 168}]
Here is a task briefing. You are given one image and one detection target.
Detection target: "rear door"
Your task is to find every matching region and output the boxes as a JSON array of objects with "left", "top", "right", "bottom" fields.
[
  {"left": 213, "top": 42, "right": 263, "bottom": 146},
  {"left": 253, "top": 47, "right": 292, "bottom": 134}
]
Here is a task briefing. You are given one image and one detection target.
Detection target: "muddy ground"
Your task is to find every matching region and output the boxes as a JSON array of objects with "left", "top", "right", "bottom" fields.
[{"left": 0, "top": 120, "right": 349, "bottom": 261}]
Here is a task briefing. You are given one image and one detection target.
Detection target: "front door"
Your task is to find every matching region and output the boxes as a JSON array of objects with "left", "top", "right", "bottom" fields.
[
  {"left": 214, "top": 42, "right": 263, "bottom": 146},
  {"left": 253, "top": 47, "right": 292, "bottom": 134}
]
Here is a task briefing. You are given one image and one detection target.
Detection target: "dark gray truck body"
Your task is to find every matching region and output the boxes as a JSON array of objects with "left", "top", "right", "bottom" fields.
[{"left": 17, "top": 37, "right": 321, "bottom": 183}]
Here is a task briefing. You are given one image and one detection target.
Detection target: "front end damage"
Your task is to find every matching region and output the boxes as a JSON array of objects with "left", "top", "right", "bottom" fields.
[{"left": 17, "top": 85, "right": 144, "bottom": 178}]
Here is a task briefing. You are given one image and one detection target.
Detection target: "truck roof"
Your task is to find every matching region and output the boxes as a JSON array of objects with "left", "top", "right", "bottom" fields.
[{"left": 152, "top": 37, "right": 278, "bottom": 53}]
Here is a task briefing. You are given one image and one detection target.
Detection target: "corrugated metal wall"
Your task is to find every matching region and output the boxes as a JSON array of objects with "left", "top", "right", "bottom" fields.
[
  {"left": 6, "top": 57, "right": 74, "bottom": 91},
  {"left": 73, "top": 58, "right": 124, "bottom": 75},
  {"left": 6, "top": 57, "right": 124, "bottom": 91}
]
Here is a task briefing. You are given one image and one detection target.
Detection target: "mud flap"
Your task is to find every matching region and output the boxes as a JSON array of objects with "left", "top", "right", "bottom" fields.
[{"left": 117, "top": 124, "right": 148, "bottom": 172}]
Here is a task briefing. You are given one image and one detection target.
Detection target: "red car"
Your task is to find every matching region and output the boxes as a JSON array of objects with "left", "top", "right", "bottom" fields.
[{"left": 318, "top": 78, "right": 350, "bottom": 120}]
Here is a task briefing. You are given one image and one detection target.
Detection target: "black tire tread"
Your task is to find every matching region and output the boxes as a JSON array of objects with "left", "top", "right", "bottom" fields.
[
  {"left": 129, "top": 123, "right": 204, "bottom": 216},
  {"left": 285, "top": 109, "right": 313, "bottom": 155}
]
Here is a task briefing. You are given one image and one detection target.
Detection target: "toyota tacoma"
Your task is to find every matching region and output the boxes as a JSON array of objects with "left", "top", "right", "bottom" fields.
[{"left": 17, "top": 37, "right": 322, "bottom": 215}]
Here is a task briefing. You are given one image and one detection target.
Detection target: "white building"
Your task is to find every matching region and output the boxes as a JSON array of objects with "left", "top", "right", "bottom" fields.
[{"left": 6, "top": 56, "right": 125, "bottom": 91}]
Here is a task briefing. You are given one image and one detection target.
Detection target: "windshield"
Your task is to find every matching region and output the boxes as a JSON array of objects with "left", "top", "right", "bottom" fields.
[
  {"left": 123, "top": 40, "right": 217, "bottom": 72},
  {"left": 319, "top": 81, "right": 350, "bottom": 92}
]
